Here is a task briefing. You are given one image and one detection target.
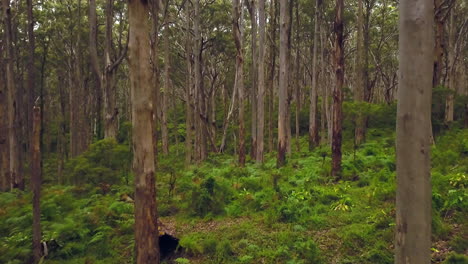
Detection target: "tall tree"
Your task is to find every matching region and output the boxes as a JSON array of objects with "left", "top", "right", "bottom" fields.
[
  {"left": 150, "top": 0, "right": 161, "bottom": 158},
  {"left": 247, "top": 0, "right": 258, "bottom": 160},
  {"left": 89, "top": 0, "right": 126, "bottom": 139},
  {"left": 184, "top": 0, "right": 194, "bottom": 165},
  {"left": 255, "top": 0, "right": 266, "bottom": 162},
  {"left": 354, "top": 0, "right": 366, "bottom": 145},
  {"left": 294, "top": 0, "right": 300, "bottom": 152},
  {"left": 331, "top": 0, "right": 344, "bottom": 178},
  {"left": 395, "top": 0, "right": 433, "bottom": 261},
  {"left": 309, "top": 0, "right": 321, "bottom": 150},
  {"left": 27, "top": 0, "right": 36, "bottom": 154},
  {"left": 193, "top": 0, "right": 207, "bottom": 162},
  {"left": 431, "top": 0, "right": 454, "bottom": 142},
  {"left": 277, "top": 0, "right": 291, "bottom": 167},
  {"left": 0, "top": 36, "right": 8, "bottom": 191},
  {"left": 128, "top": 0, "right": 160, "bottom": 263},
  {"left": 161, "top": 0, "right": 171, "bottom": 155},
  {"left": 233, "top": 0, "right": 246, "bottom": 166},
  {"left": 31, "top": 106, "right": 42, "bottom": 263},
  {"left": 444, "top": 9, "right": 455, "bottom": 124},
  {"left": 267, "top": 0, "right": 277, "bottom": 153},
  {"left": 3, "top": 0, "right": 22, "bottom": 190},
  {"left": 70, "top": 0, "right": 89, "bottom": 158}
]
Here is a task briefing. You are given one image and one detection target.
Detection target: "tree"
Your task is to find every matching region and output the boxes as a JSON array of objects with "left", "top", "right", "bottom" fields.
[
  {"left": 184, "top": 0, "right": 194, "bottom": 165},
  {"left": 0, "top": 34, "right": 8, "bottom": 191},
  {"left": 267, "top": 0, "right": 278, "bottom": 153},
  {"left": 247, "top": 0, "right": 258, "bottom": 160},
  {"left": 395, "top": 0, "right": 433, "bottom": 261},
  {"left": 27, "top": 0, "right": 36, "bottom": 156},
  {"left": 128, "top": 0, "right": 160, "bottom": 262},
  {"left": 277, "top": 0, "right": 291, "bottom": 167},
  {"left": 354, "top": 0, "right": 366, "bottom": 145},
  {"left": 255, "top": 0, "right": 266, "bottom": 163},
  {"left": 89, "top": 0, "right": 126, "bottom": 139},
  {"left": 331, "top": 0, "right": 344, "bottom": 178},
  {"left": 32, "top": 106, "right": 42, "bottom": 263},
  {"left": 193, "top": 0, "right": 207, "bottom": 162},
  {"left": 162, "top": 15, "right": 171, "bottom": 155},
  {"left": 309, "top": 0, "right": 321, "bottom": 150},
  {"left": 70, "top": 0, "right": 90, "bottom": 158},
  {"left": 3, "top": 0, "right": 22, "bottom": 190},
  {"left": 150, "top": 0, "right": 161, "bottom": 159},
  {"left": 232, "top": 0, "right": 245, "bottom": 166}
]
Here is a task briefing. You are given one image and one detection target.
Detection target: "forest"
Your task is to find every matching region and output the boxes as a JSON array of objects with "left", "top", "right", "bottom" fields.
[{"left": 0, "top": 0, "right": 467, "bottom": 263}]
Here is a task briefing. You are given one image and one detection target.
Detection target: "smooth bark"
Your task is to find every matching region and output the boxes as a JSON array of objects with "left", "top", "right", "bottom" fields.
[
  {"left": 277, "top": 0, "right": 290, "bottom": 167},
  {"left": 267, "top": 0, "right": 277, "bottom": 153},
  {"left": 256, "top": 0, "right": 266, "bottom": 162},
  {"left": 309, "top": 0, "right": 320, "bottom": 150},
  {"left": 444, "top": 10, "right": 455, "bottom": 124},
  {"left": 162, "top": 21, "right": 171, "bottom": 155},
  {"left": 395, "top": 0, "right": 433, "bottom": 261},
  {"left": 233, "top": 0, "right": 246, "bottom": 166},
  {"left": 185, "top": 1, "right": 194, "bottom": 165}
]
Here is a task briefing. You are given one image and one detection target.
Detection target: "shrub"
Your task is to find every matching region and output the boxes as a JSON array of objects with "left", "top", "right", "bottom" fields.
[{"left": 65, "top": 139, "right": 131, "bottom": 185}]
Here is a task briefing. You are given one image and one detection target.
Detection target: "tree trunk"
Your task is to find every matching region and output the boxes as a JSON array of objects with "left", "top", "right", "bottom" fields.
[
  {"left": 32, "top": 106, "right": 42, "bottom": 263},
  {"left": 294, "top": 0, "right": 300, "bottom": 152},
  {"left": 363, "top": 0, "right": 372, "bottom": 103},
  {"left": 27, "top": 0, "right": 36, "bottom": 160},
  {"left": 90, "top": 0, "right": 122, "bottom": 139},
  {"left": 354, "top": 0, "right": 366, "bottom": 145},
  {"left": 320, "top": 16, "right": 327, "bottom": 145},
  {"left": 248, "top": 0, "right": 258, "bottom": 160},
  {"left": 256, "top": 0, "right": 266, "bottom": 162},
  {"left": 277, "top": 0, "right": 290, "bottom": 167},
  {"left": 103, "top": 0, "right": 119, "bottom": 139},
  {"left": 128, "top": 0, "right": 160, "bottom": 263},
  {"left": 185, "top": 2, "right": 193, "bottom": 166},
  {"left": 0, "top": 41, "right": 8, "bottom": 191},
  {"left": 150, "top": 0, "right": 160, "bottom": 159},
  {"left": 285, "top": 0, "right": 293, "bottom": 156},
  {"left": 194, "top": 0, "right": 207, "bottom": 162},
  {"left": 3, "top": 0, "right": 22, "bottom": 190},
  {"left": 162, "top": 22, "right": 170, "bottom": 155},
  {"left": 233, "top": 0, "right": 246, "bottom": 166},
  {"left": 309, "top": 0, "right": 320, "bottom": 150},
  {"left": 267, "top": 0, "right": 277, "bottom": 153},
  {"left": 432, "top": 0, "right": 444, "bottom": 89},
  {"left": 444, "top": 10, "right": 455, "bottom": 124},
  {"left": 219, "top": 84, "right": 237, "bottom": 153},
  {"left": 57, "top": 72, "right": 67, "bottom": 184},
  {"left": 395, "top": 0, "right": 433, "bottom": 261},
  {"left": 331, "top": 0, "right": 344, "bottom": 179},
  {"left": 70, "top": 0, "right": 89, "bottom": 158}
]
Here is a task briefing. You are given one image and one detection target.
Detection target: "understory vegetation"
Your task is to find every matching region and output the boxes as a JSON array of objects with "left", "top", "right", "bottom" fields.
[{"left": 1, "top": 104, "right": 467, "bottom": 264}]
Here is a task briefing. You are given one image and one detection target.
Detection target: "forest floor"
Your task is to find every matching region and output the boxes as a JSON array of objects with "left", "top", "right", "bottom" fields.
[{"left": 0, "top": 128, "right": 467, "bottom": 264}]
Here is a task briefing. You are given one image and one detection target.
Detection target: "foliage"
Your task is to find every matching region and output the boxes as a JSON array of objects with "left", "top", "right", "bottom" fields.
[
  {"left": 1, "top": 128, "right": 467, "bottom": 263},
  {"left": 65, "top": 139, "right": 131, "bottom": 185}
]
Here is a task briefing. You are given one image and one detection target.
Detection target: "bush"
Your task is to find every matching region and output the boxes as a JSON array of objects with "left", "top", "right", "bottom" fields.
[
  {"left": 65, "top": 139, "right": 131, "bottom": 185},
  {"left": 444, "top": 253, "right": 468, "bottom": 264}
]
